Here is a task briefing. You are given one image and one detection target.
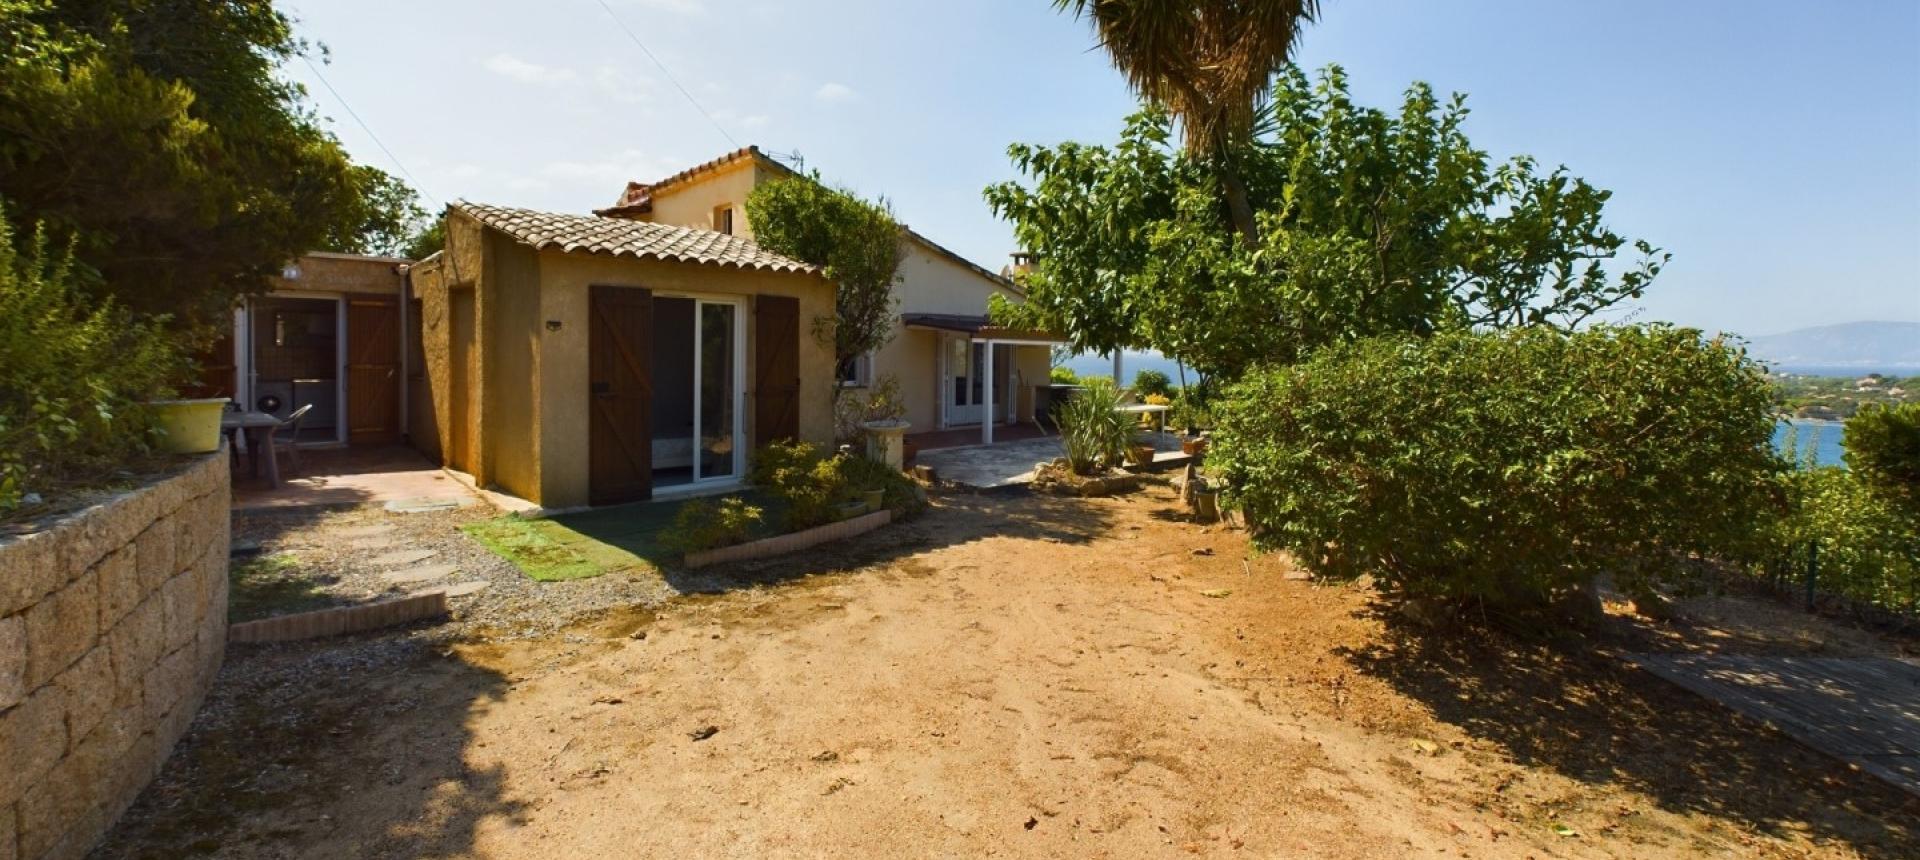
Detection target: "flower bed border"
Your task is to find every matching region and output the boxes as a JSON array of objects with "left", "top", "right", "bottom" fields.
[{"left": 684, "top": 509, "right": 892, "bottom": 569}]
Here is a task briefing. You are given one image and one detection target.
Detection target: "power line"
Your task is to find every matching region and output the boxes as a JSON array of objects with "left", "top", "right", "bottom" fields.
[
  {"left": 593, "top": 0, "right": 739, "bottom": 149},
  {"left": 300, "top": 54, "right": 442, "bottom": 208}
]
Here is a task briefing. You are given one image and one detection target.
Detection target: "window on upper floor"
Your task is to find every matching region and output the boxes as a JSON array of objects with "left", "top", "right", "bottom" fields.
[{"left": 713, "top": 205, "right": 734, "bottom": 235}]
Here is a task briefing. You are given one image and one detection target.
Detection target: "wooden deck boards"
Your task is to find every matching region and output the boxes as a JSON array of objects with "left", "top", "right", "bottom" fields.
[{"left": 1629, "top": 653, "right": 1920, "bottom": 798}]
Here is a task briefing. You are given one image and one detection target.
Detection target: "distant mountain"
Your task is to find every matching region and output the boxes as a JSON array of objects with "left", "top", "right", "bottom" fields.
[{"left": 1746, "top": 321, "right": 1920, "bottom": 372}]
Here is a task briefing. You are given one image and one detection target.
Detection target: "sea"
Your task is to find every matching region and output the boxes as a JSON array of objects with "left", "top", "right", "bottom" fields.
[{"left": 1774, "top": 419, "right": 1848, "bottom": 468}]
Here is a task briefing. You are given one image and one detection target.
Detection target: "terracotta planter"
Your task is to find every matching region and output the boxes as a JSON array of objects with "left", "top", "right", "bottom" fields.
[
  {"left": 1181, "top": 436, "right": 1209, "bottom": 456},
  {"left": 1125, "top": 443, "right": 1155, "bottom": 467}
]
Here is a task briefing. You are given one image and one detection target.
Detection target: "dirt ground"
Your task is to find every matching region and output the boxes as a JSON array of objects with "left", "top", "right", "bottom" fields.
[{"left": 96, "top": 485, "right": 1919, "bottom": 859}]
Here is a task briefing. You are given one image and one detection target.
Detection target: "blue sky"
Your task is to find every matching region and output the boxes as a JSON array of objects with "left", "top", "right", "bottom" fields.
[{"left": 283, "top": 0, "right": 1918, "bottom": 338}]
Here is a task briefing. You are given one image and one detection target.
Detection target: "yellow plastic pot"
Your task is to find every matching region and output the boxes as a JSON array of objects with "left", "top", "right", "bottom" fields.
[{"left": 150, "top": 398, "right": 228, "bottom": 454}]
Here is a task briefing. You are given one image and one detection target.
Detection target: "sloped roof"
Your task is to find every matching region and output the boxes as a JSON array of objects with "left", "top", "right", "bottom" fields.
[
  {"left": 453, "top": 201, "right": 815, "bottom": 274},
  {"left": 592, "top": 147, "right": 1023, "bottom": 295}
]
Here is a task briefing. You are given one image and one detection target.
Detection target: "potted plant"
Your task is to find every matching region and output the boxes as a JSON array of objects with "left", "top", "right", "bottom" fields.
[
  {"left": 859, "top": 375, "right": 911, "bottom": 469},
  {"left": 1125, "top": 438, "right": 1156, "bottom": 467}
]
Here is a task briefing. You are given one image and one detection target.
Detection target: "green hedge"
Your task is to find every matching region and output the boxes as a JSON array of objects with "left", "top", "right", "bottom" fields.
[{"left": 1211, "top": 325, "right": 1776, "bottom": 613}]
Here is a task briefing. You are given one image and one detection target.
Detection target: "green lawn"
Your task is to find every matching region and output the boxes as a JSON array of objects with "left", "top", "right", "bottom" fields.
[{"left": 461, "top": 490, "right": 786, "bottom": 582}]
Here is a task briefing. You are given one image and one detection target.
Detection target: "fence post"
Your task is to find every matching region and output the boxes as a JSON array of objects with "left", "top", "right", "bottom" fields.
[{"left": 1804, "top": 540, "right": 1819, "bottom": 612}]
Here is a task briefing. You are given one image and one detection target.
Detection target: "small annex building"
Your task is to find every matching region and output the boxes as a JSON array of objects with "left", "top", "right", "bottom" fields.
[{"left": 405, "top": 201, "right": 837, "bottom": 509}]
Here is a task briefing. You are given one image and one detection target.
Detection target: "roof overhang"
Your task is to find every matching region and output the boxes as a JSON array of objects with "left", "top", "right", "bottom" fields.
[{"left": 901, "top": 313, "right": 1067, "bottom": 344}]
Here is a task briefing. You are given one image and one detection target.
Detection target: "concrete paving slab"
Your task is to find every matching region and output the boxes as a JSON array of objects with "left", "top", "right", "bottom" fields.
[
  {"left": 440, "top": 581, "right": 491, "bottom": 598},
  {"left": 915, "top": 434, "right": 1189, "bottom": 489},
  {"left": 382, "top": 563, "right": 459, "bottom": 584},
  {"left": 372, "top": 549, "right": 437, "bottom": 567}
]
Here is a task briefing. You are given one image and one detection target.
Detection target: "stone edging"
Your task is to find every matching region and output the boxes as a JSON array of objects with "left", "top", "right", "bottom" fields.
[
  {"left": 684, "top": 510, "right": 892, "bottom": 569},
  {"left": 227, "top": 590, "right": 451, "bottom": 644}
]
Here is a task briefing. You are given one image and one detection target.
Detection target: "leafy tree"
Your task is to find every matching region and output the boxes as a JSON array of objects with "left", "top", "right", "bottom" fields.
[
  {"left": 1211, "top": 324, "right": 1775, "bottom": 620},
  {"left": 0, "top": 0, "right": 361, "bottom": 323},
  {"left": 1051, "top": 0, "right": 1322, "bottom": 245},
  {"left": 322, "top": 165, "right": 429, "bottom": 258},
  {"left": 986, "top": 67, "right": 1667, "bottom": 383},
  {"left": 403, "top": 216, "right": 447, "bottom": 261},
  {"left": 1844, "top": 402, "right": 1920, "bottom": 512},
  {"left": 1131, "top": 368, "right": 1173, "bottom": 397},
  {"left": 745, "top": 174, "right": 904, "bottom": 373}
]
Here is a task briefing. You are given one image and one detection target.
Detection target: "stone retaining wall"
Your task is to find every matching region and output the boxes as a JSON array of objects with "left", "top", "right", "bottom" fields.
[{"left": 0, "top": 453, "right": 229, "bottom": 860}]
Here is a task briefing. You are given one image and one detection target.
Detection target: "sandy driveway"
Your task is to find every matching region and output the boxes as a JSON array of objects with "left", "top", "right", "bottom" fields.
[{"left": 97, "top": 487, "right": 1917, "bottom": 859}]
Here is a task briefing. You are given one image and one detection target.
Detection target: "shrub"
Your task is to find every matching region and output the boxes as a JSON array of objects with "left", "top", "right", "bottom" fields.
[
  {"left": 1052, "top": 377, "right": 1135, "bottom": 474},
  {"left": 1844, "top": 402, "right": 1920, "bottom": 510},
  {"left": 0, "top": 217, "right": 186, "bottom": 512},
  {"left": 1050, "top": 366, "right": 1079, "bottom": 384},
  {"left": 751, "top": 440, "right": 847, "bottom": 531},
  {"left": 1760, "top": 466, "right": 1920, "bottom": 612},
  {"left": 1211, "top": 325, "right": 1776, "bottom": 616},
  {"left": 663, "top": 497, "right": 764, "bottom": 554},
  {"left": 1169, "top": 388, "right": 1213, "bottom": 432},
  {"left": 751, "top": 439, "right": 926, "bottom": 529},
  {"left": 1131, "top": 368, "right": 1172, "bottom": 398}
]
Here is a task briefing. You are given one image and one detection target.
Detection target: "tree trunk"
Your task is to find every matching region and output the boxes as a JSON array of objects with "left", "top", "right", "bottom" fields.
[{"left": 1218, "top": 162, "right": 1260, "bottom": 248}]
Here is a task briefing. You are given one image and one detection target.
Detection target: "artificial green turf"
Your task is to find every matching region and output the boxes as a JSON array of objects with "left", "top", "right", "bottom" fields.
[{"left": 461, "top": 490, "right": 785, "bottom": 582}]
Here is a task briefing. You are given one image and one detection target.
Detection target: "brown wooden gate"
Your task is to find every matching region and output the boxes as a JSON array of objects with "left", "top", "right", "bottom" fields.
[
  {"left": 589, "top": 285, "right": 654, "bottom": 505},
  {"left": 345, "top": 297, "right": 401, "bottom": 445},
  {"left": 753, "top": 295, "right": 800, "bottom": 448}
]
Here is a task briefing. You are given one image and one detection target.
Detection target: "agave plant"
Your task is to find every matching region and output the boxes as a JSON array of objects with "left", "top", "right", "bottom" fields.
[{"left": 1053, "top": 378, "right": 1135, "bottom": 474}]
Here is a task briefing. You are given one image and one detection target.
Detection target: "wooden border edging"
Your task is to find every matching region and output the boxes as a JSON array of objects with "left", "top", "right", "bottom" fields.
[
  {"left": 684, "top": 509, "right": 893, "bottom": 569},
  {"left": 228, "top": 590, "right": 450, "bottom": 644}
]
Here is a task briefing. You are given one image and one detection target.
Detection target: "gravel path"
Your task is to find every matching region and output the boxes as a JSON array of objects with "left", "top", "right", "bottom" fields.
[{"left": 233, "top": 500, "right": 678, "bottom": 640}]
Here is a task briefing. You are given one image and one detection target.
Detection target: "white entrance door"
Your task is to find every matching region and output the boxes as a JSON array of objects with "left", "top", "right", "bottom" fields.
[{"left": 940, "top": 335, "right": 1013, "bottom": 428}]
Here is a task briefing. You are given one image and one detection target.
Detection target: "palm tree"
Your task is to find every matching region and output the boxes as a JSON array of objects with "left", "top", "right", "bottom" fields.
[{"left": 1052, "top": 0, "right": 1321, "bottom": 246}]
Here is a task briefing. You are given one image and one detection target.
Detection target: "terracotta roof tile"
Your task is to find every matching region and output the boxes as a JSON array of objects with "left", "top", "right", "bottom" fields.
[{"left": 453, "top": 201, "right": 815, "bottom": 274}]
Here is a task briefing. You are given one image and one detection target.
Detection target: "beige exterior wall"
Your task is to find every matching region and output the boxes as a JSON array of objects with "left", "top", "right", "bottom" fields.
[
  {"left": 268, "top": 252, "right": 405, "bottom": 296},
  {"left": 408, "top": 210, "right": 835, "bottom": 509},
  {"left": 642, "top": 159, "right": 768, "bottom": 239},
  {"left": 530, "top": 250, "right": 836, "bottom": 509}
]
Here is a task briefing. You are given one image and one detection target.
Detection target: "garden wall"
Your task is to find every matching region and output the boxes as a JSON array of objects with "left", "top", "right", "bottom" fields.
[{"left": 0, "top": 452, "right": 229, "bottom": 860}]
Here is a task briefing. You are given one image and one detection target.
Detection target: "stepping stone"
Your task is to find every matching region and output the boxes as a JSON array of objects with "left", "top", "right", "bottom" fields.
[
  {"left": 372, "top": 549, "right": 437, "bottom": 567},
  {"left": 385, "top": 497, "right": 465, "bottom": 514},
  {"left": 337, "top": 525, "right": 397, "bottom": 539},
  {"left": 439, "top": 581, "right": 490, "bottom": 598},
  {"left": 382, "top": 563, "right": 459, "bottom": 584},
  {"left": 349, "top": 537, "right": 393, "bottom": 550}
]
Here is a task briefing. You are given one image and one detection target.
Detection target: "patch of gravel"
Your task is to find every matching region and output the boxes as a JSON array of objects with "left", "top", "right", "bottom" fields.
[{"left": 233, "top": 501, "right": 677, "bottom": 641}]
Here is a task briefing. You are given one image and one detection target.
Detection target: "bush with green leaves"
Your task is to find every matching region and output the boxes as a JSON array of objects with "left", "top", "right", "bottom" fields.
[
  {"left": 1052, "top": 377, "right": 1135, "bottom": 474},
  {"left": 1844, "top": 402, "right": 1920, "bottom": 511},
  {"left": 1760, "top": 466, "right": 1920, "bottom": 613},
  {"left": 663, "top": 496, "right": 764, "bottom": 554},
  {"left": 0, "top": 217, "right": 185, "bottom": 512},
  {"left": 1211, "top": 325, "right": 1775, "bottom": 615},
  {"left": 750, "top": 439, "right": 924, "bottom": 530},
  {"left": 1130, "top": 368, "right": 1172, "bottom": 398},
  {"left": 1049, "top": 365, "right": 1079, "bottom": 384}
]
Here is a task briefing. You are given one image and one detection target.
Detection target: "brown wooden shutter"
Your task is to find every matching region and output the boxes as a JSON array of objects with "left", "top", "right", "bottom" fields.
[
  {"left": 346, "top": 297, "right": 401, "bottom": 444},
  {"left": 589, "top": 285, "right": 654, "bottom": 505},
  {"left": 753, "top": 295, "right": 801, "bottom": 448}
]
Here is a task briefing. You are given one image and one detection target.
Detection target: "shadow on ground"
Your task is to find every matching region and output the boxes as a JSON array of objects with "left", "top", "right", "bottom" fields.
[
  {"left": 661, "top": 487, "right": 1118, "bottom": 595},
  {"left": 91, "top": 636, "right": 521, "bottom": 859},
  {"left": 1339, "top": 612, "right": 1920, "bottom": 858}
]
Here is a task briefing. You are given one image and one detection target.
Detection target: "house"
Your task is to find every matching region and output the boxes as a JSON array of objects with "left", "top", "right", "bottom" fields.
[
  {"left": 403, "top": 202, "right": 837, "bottom": 509},
  {"left": 184, "top": 252, "right": 410, "bottom": 447},
  {"left": 592, "top": 146, "right": 1059, "bottom": 443}
]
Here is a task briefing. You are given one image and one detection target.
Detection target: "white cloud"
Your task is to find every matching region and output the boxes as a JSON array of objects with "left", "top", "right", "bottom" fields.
[
  {"left": 539, "top": 149, "right": 682, "bottom": 188},
  {"left": 813, "top": 82, "right": 856, "bottom": 103},
  {"left": 484, "top": 54, "right": 577, "bottom": 85},
  {"left": 595, "top": 66, "right": 656, "bottom": 105}
]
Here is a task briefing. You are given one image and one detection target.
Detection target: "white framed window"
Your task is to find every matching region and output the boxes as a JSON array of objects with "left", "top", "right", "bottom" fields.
[
  {"left": 712, "top": 205, "right": 735, "bottom": 235},
  {"left": 837, "top": 352, "right": 873, "bottom": 388}
]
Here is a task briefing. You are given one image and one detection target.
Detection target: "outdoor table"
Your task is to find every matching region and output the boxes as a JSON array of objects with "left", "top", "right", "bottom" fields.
[
  {"left": 221, "top": 410, "right": 284, "bottom": 488},
  {"left": 1117, "top": 403, "right": 1172, "bottom": 436}
]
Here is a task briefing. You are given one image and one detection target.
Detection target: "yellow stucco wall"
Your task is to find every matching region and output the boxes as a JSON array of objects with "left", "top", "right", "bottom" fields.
[
  {"left": 529, "top": 250, "right": 836, "bottom": 509},
  {"left": 643, "top": 159, "right": 764, "bottom": 239},
  {"left": 408, "top": 209, "right": 835, "bottom": 509}
]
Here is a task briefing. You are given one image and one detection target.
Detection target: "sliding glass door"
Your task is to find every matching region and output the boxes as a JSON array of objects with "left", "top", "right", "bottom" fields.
[{"left": 651, "top": 296, "right": 744, "bottom": 491}]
